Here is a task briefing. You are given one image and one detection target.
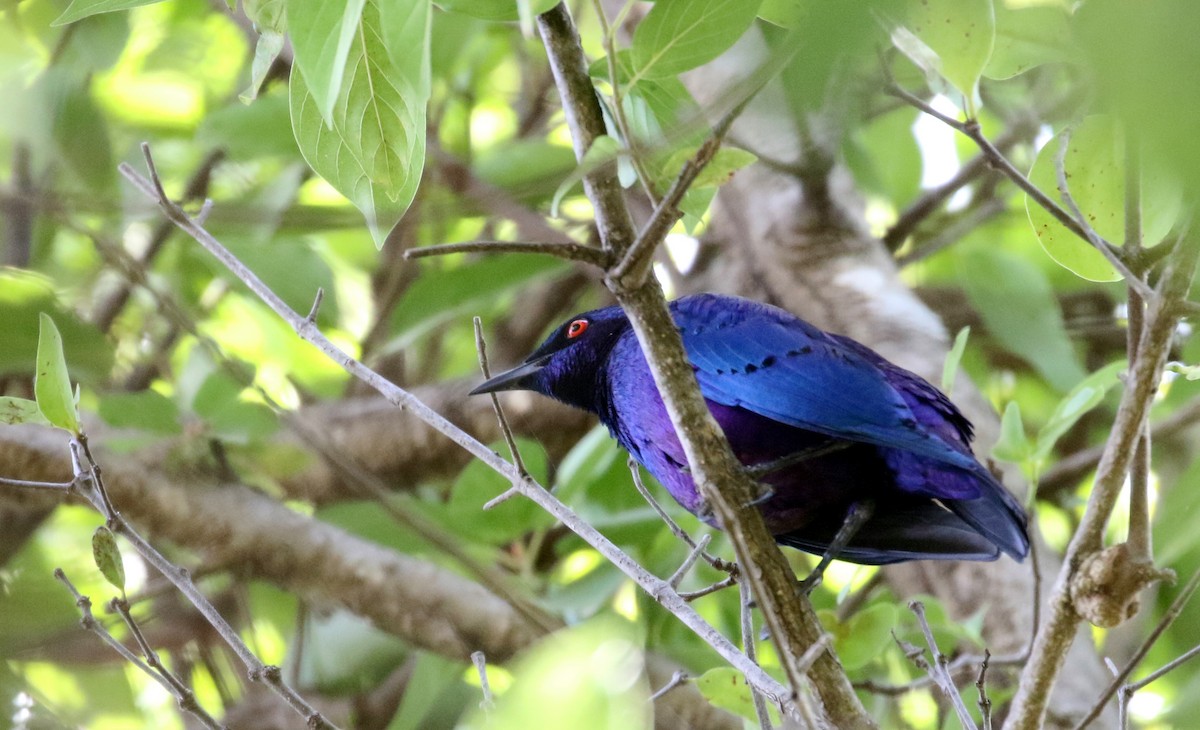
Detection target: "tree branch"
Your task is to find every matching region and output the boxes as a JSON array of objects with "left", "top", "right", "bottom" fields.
[{"left": 535, "top": 6, "right": 873, "bottom": 724}]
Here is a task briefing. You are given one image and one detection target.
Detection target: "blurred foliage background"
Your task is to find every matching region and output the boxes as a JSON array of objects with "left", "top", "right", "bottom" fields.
[{"left": 1, "top": 0, "right": 1200, "bottom": 727}]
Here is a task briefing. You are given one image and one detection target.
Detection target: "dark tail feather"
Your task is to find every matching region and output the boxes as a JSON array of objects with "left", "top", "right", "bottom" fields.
[
  {"left": 945, "top": 470, "right": 1030, "bottom": 561},
  {"left": 776, "top": 500, "right": 1003, "bottom": 565}
]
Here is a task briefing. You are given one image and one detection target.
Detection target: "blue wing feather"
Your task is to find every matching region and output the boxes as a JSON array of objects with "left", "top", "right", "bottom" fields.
[{"left": 675, "top": 295, "right": 980, "bottom": 474}]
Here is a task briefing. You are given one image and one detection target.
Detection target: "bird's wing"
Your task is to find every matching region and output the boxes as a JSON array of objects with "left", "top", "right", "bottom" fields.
[{"left": 678, "top": 305, "right": 981, "bottom": 473}]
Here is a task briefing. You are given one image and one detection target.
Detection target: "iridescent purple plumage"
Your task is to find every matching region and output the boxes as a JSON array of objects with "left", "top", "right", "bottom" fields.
[{"left": 472, "top": 293, "right": 1029, "bottom": 565}]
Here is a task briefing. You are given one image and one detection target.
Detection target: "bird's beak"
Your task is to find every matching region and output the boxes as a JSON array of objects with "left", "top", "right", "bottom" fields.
[{"left": 469, "top": 356, "right": 550, "bottom": 395}]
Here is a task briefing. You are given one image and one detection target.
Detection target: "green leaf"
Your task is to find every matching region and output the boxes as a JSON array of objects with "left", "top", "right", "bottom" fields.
[
  {"left": 54, "top": 81, "right": 116, "bottom": 192},
  {"left": 0, "top": 271, "right": 113, "bottom": 383},
  {"left": 92, "top": 526, "right": 125, "bottom": 594},
  {"left": 552, "top": 135, "right": 621, "bottom": 216},
  {"left": 694, "top": 667, "right": 759, "bottom": 721},
  {"left": 941, "top": 326, "right": 970, "bottom": 395},
  {"left": 843, "top": 107, "right": 922, "bottom": 205},
  {"left": 1027, "top": 115, "right": 1182, "bottom": 281},
  {"left": 659, "top": 147, "right": 758, "bottom": 190},
  {"left": 758, "top": 0, "right": 803, "bottom": 28},
  {"left": 388, "top": 254, "right": 568, "bottom": 351},
  {"left": 961, "top": 247, "right": 1086, "bottom": 391},
  {"left": 434, "top": 0, "right": 556, "bottom": 21},
  {"left": 984, "top": 3, "right": 1073, "bottom": 80},
  {"left": 35, "top": 314, "right": 80, "bottom": 435},
  {"left": 289, "top": 0, "right": 428, "bottom": 247},
  {"left": 97, "top": 391, "right": 182, "bottom": 436},
  {"left": 438, "top": 439, "right": 553, "bottom": 545},
  {"left": 242, "top": 31, "right": 286, "bottom": 102},
  {"left": 241, "top": 0, "right": 287, "bottom": 100},
  {"left": 632, "top": 0, "right": 763, "bottom": 79},
  {"left": 52, "top": 0, "right": 162, "bottom": 25},
  {"left": 464, "top": 618, "right": 650, "bottom": 730},
  {"left": 992, "top": 401, "right": 1030, "bottom": 464},
  {"left": 380, "top": 0, "right": 431, "bottom": 95},
  {"left": 1034, "top": 360, "right": 1126, "bottom": 463},
  {"left": 0, "top": 397, "right": 50, "bottom": 427},
  {"left": 199, "top": 94, "right": 300, "bottom": 160},
  {"left": 285, "top": 0, "right": 367, "bottom": 124},
  {"left": 840, "top": 603, "right": 899, "bottom": 671},
  {"left": 901, "top": 0, "right": 994, "bottom": 112}
]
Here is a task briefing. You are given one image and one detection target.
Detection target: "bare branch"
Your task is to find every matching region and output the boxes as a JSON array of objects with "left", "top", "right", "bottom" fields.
[{"left": 404, "top": 239, "right": 611, "bottom": 267}]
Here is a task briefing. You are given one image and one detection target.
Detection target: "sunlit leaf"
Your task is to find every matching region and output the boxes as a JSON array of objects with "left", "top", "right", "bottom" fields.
[
  {"left": 941, "top": 326, "right": 970, "bottom": 395},
  {"left": 984, "top": 2, "right": 1074, "bottom": 80},
  {"left": 992, "top": 401, "right": 1030, "bottom": 465},
  {"left": 658, "top": 147, "right": 758, "bottom": 190},
  {"left": 0, "top": 397, "right": 50, "bottom": 427},
  {"left": 35, "top": 314, "right": 80, "bottom": 435},
  {"left": 289, "top": 0, "right": 428, "bottom": 246},
  {"left": 52, "top": 0, "right": 162, "bottom": 25},
  {"left": 381, "top": 0, "right": 432, "bottom": 90},
  {"left": 285, "top": 0, "right": 367, "bottom": 124},
  {"left": 463, "top": 618, "right": 650, "bottom": 730},
  {"left": 1034, "top": 360, "right": 1126, "bottom": 463},
  {"left": 92, "top": 526, "right": 125, "bottom": 594},
  {"left": 900, "top": 0, "right": 994, "bottom": 113},
  {"left": 758, "top": 0, "right": 803, "bottom": 28},
  {"left": 1026, "top": 115, "right": 1182, "bottom": 281},
  {"left": 632, "top": 0, "right": 763, "bottom": 79},
  {"left": 694, "top": 667, "right": 758, "bottom": 721}
]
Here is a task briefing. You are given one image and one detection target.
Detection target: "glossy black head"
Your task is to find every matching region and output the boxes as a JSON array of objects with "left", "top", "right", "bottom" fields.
[{"left": 470, "top": 304, "right": 631, "bottom": 412}]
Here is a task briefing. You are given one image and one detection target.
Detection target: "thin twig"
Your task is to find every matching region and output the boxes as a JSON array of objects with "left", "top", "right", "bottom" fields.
[
  {"left": 0, "top": 475, "right": 75, "bottom": 491},
  {"left": 68, "top": 429, "right": 339, "bottom": 730},
  {"left": 55, "top": 570, "right": 226, "bottom": 730},
  {"left": 110, "top": 598, "right": 203, "bottom": 704},
  {"left": 608, "top": 100, "right": 749, "bottom": 287},
  {"left": 668, "top": 533, "right": 713, "bottom": 589},
  {"left": 909, "top": 601, "right": 978, "bottom": 730},
  {"left": 629, "top": 460, "right": 733, "bottom": 573},
  {"left": 648, "top": 670, "right": 689, "bottom": 702},
  {"left": 471, "top": 650, "right": 496, "bottom": 714},
  {"left": 885, "top": 122, "right": 1028, "bottom": 251},
  {"left": 679, "top": 575, "right": 739, "bottom": 601},
  {"left": 404, "top": 240, "right": 610, "bottom": 267},
  {"left": 741, "top": 580, "right": 773, "bottom": 730},
  {"left": 976, "top": 650, "right": 992, "bottom": 730},
  {"left": 896, "top": 197, "right": 1006, "bottom": 268},
  {"left": 474, "top": 318, "right": 529, "bottom": 478}
]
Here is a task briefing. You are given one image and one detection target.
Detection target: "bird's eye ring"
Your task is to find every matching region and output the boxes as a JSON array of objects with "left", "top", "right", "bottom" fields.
[{"left": 567, "top": 319, "right": 589, "bottom": 339}]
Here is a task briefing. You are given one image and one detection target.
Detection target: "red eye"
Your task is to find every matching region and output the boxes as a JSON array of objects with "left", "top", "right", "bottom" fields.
[{"left": 567, "top": 319, "right": 589, "bottom": 338}]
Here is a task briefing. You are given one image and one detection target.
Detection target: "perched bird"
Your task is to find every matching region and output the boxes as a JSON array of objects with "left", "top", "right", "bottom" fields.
[{"left": 471, "top": 293, "right": 1029, "bottom": 568}]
